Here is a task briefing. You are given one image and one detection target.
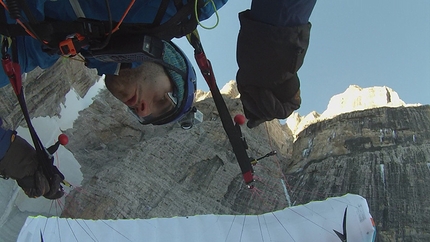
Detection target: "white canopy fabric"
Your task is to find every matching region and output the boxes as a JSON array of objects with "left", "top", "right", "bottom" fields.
[{"left": 17, "top": 194, "right": 376, "bottom": 242}]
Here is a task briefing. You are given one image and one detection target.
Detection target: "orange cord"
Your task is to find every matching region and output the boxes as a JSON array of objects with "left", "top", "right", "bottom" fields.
[
  {"left": 110, "top": 0, "right": 136, "bottom": 34},
  {"left": 0, "top": 1, "right": 49, "bottom": 44}
]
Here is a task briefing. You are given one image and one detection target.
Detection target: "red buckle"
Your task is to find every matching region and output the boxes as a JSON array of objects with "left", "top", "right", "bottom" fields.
[
  {"left": 2, "top": 55, "right": 22, "bottom": 95},
  {"left": 195, "top": 52, "right": 216, "bottom": 89}
]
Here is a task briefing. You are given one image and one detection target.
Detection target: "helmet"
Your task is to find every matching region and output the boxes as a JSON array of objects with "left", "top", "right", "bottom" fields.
[
  {"left": 91, "top": 35, "right": 198, "bottom": 127},
  {"left": 141, "top": 39, "right": 197, "bottom": 126}
]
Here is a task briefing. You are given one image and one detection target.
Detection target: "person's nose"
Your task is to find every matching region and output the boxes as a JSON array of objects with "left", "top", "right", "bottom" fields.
[{"left": 134, "top": 101, "right": 151, "bottom": 117}]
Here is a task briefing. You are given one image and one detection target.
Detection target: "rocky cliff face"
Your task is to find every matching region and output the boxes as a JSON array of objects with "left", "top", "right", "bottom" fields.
[
  {"left": 287, "top": 105, "right": 430, "bottom": 241},
  {"left": 60, "top": 82, "right": 429, "bottom": 242},
  {"left": 61, "top": 87, "right": 291, "bottom": 219},
  {"left": 1, "top": 62, "right": 429, "bottom": 241},
  {"left": 283, "top": 86, "right": 429, "bottom": 241}
]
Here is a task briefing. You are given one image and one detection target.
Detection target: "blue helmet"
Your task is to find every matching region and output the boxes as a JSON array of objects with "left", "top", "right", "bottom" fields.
[
  {"left": 144, "top": 39, "right": 197, "bottom": 126},
  {"left": 91, "top": 35, "right": 198, "bottom": 127}
]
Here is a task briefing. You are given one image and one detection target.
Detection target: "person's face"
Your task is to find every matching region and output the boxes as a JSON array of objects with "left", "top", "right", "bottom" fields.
[{"left": 105, "top": 66, "right": 174, "bottom": 119}]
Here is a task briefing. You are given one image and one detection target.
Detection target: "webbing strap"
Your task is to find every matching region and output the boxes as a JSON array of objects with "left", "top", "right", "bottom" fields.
[
  {"left": 69, "top": 0, "right": 86, "bottom": 18},
  {"left": 1, "top": 38, "right": 58, "bottom": 182},
  {"left": 187, "top": 30, "right": 254, "bottom": 184},
  {"left": 153, "top": 0, "right": 170, "bottom": 27}
]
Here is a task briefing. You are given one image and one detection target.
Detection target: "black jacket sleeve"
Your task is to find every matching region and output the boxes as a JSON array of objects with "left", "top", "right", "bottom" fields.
[
  {"left": 236, "top": 10, "right": 311, "bottom": 122},
  {"left": 0, "top": 135, "right": 38, "bottom": 180}
]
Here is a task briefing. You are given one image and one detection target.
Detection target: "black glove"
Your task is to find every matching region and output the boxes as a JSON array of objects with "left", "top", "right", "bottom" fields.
[
  {"left": 239, "top": 84, "right": 301, "bottom": 128},
  {"left": 43, "top": 165, "right": 65, "bottom": 200},
  {"left": 16, "top": 168, "right": 64, "bottom": 199},
  {"left": 16, "top": 170, "right": 51, "bottom": 198},
  {"left": 236, "top": 11, "right": 311, "bottom": 128},
  {"left": 0, "top": 134, "right": 64, "bottom": 199},
  {"left": 43, "top": 173, "right": 65, "bottom": 200}
]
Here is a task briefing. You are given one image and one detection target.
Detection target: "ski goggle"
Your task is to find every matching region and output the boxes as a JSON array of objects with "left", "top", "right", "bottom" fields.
[
  {"left": 127, "top": 92, "right": 178, "bottom": 124},
  {"left": 127, "top": 90, "right": 203, "bottom": 129}
]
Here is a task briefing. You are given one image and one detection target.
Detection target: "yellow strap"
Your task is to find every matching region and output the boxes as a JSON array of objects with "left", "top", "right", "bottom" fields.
[
  {"left": 186, "top": 29, "right": 199, "bottom": 43},
  {"left": 0, "top": 35, "right": 12, "bottom": 48},
  {"left": 62, "top": 179, "right": 73, "bottom": 188}
]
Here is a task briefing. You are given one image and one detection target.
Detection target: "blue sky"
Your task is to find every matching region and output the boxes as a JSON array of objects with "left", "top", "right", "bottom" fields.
[{"left": 173, "top": 0, "right": 430, "bottom": 116}]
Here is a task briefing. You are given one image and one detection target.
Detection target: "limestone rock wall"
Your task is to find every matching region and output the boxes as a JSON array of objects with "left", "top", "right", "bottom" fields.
[
  {"left": 61, "top": 82, "right": 430, "bottom": 241},
  {"left": 61, "top": 88, "right": 292, "bottom": 220},
  {"left": 287, "top": 105, "right": 430, "bottom": 242}
]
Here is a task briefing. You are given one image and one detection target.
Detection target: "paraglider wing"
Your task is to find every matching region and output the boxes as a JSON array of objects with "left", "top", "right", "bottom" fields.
[
  {"left": 18, "top": 194, "right": 376, "bottom": 242},
  {"left": 333, "top": 207, "right": 348, "bottom": 242}
]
